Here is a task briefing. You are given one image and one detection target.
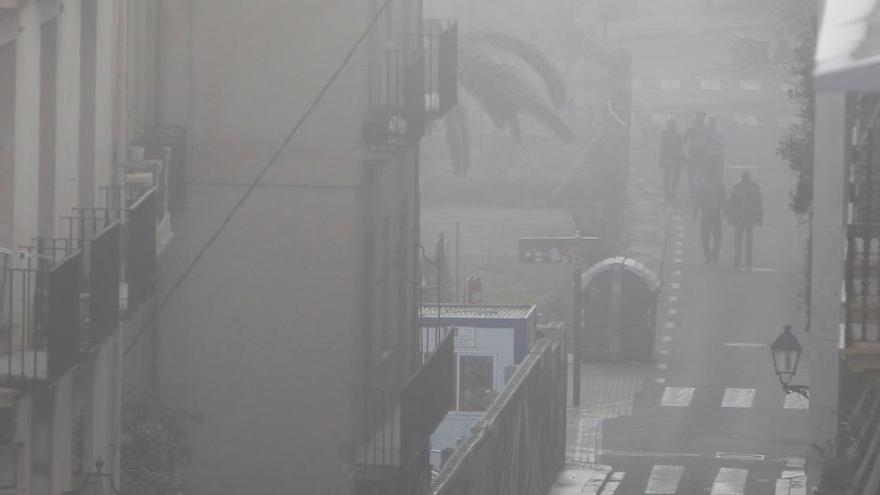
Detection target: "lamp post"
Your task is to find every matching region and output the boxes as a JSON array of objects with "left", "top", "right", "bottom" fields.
[{"left": 770, "top": 324, "right": 810, "bottom": 399}]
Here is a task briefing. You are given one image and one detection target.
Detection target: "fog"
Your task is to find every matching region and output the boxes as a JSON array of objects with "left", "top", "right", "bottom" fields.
[{"left": 0, "top": 0, "right": 865, "bottom": 494}]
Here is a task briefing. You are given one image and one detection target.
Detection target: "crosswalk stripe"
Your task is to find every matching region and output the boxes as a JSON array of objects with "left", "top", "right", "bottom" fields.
[
  {"left": 600, "top": 472, "right": 625, "bottom": 495},
  {"left": 645, "top": 465, "right": 684, "bottom": 494},
  {"left": 722, "top": 388, "right": 756, "bottom": 408},
  {"left": 651, "top": 114, "right": 674, "bottom": 126},
  {"left": 660, "top": 78, "right": 681, "bottom": 90},
  {"left": 784, "top": 392, "right": 809, "bottom": 410},
  {"left": 740, "top": 80, "right": 761, "bottom": 91},
  {"left": 711, "top": 468, "right": 748, "bottom": 495},
  {"left": 734, "top": 114, "right": 759, "bottom": 126},
  {"left": 700, "top": 79, "right": 721, "bottom": 90},
  {"left": 661, "top": 387, "right": 695, "bottom": 407}
]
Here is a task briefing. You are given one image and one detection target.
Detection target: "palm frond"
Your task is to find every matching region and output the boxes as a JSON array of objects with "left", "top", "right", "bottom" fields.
[
  {"left": 463, "top": 32, "right": 567, "bottom": 107},
  {"left": 459, "top": 47, "right": 573, "bottom": 143},
  {"left": 443, "top": 105, "right": 472, "bottom": 176}
]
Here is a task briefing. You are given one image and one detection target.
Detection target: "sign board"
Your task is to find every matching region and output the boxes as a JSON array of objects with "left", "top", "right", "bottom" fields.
[
  {"left": 518, "top": 236, "right": 598, "bottom": 264},
  {"left": 454, "top": 327, "right": 476, "bottom": 347}
]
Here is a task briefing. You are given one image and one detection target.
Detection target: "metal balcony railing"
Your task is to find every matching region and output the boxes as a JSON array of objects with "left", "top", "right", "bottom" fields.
[
  {"left": 0, "top": 249, "right": 84, "bottom": 386},
  {"left": 364, "top": 49, "right": 426, "bottom": 149},
  {"left": 423, "top": 19, "right": 458, "bottom": 118},
  {"left": 354, "top": 327, "right": 453, "bottom": 488}
]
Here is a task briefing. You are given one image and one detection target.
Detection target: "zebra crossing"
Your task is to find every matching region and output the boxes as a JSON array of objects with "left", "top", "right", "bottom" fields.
[
  {"left": 599, "top": 464, "right": 806, "bottom": 495},
  {"left": 632, "top": 76, "right": 794, "bottom": 97},
  {"left": 657, "top": 386, "right": 809, "bottom": 410}
]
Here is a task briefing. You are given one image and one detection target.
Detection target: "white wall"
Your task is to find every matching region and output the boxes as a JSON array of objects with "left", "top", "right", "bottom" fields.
[
  {"left": 807, "top": 91, "right": 847, "bottom": 491},
  {"left": 12, "top": 3, "right": 40, "bottom": 251},
  {"left": 54, "top": 0, "right": 82, "bottom": 229}
]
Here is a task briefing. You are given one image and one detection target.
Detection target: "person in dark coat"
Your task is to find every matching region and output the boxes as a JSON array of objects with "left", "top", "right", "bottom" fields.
[
  {"left": 693, "top": 167, "right": 727, "bottom": 264},
  {"left": 727, "top": 171, "right": 763, "bottom": 267},
  {"left": 659, "top": 119, "right": 685, "bottom": 200},
  {"left": 683, "top": 111, "right": 710, "bottom": 195}
]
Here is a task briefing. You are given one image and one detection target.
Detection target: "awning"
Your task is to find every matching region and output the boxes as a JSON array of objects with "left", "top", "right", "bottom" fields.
[{"left": 814, "top": 0, "right": 880, "bottom": 91}]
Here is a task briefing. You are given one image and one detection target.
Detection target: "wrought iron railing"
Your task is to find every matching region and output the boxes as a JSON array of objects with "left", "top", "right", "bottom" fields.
[
  {"left": 139, "top": 126, "right": 187, "bottom": 217},
  {"left": 364, "top": 48, "right": 426, "bottom": 149},
  {"left": 400, "top": 328, "right": 454, "bottom": 462},
  {"left": 422, "top": 20, "right": 458, "bottom": 118}
]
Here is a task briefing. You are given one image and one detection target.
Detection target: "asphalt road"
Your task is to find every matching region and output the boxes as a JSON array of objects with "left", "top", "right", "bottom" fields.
[{"left": 577, "top": 1, "right": 812, "bottom": 493}]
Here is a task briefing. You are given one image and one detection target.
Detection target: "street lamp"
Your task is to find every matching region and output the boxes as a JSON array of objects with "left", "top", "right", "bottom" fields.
[
  {"left": 69, "top": 457, "right": 124, "bottom": 495},
  {"left": 770, "top": 324, "right": 810, "bottom": 399}
]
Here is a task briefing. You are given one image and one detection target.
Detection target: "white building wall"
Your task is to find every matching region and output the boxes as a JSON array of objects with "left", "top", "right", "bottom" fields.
[
  {"left": 807, "top": 92, "right": 847, "bottom": 492},
  {"left": 93, "top": 0, "right": 117, "bottom": 200},
  {"left": 12, "top": 3, "right": 40, "bottom": 250},
  {"left": 54, "top": 0, "right": 81, "bottom": 228}
]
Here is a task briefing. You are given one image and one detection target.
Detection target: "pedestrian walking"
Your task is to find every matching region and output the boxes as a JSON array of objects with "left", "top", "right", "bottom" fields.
[
  {"left": 659, "top": 119, "right": 685, "bottom": 200},
  {"left": 727, "top": 171, "right": 763, "bottom": 268},
  {"left": 683, "top": 111, "right": 710, "bottom": 195},
  {"left": 706, "top": 115, "right": 725, "bottom": 179},
  {"left": 693, "top": 168, "right": 726, "bottom": 264}
]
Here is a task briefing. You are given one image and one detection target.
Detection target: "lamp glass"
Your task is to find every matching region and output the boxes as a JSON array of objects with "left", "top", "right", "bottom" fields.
[{"left": 770, "top": 325, "right": 802, "bottom": 379}]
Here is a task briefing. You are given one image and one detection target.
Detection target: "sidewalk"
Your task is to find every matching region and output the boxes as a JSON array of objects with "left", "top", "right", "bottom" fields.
[{"left": 546, "top": 464, "right": 614, "bottom": 495}]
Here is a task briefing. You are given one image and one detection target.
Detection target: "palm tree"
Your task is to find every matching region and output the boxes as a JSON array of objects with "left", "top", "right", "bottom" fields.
[{"left": 442, "top": 32, "right": 574, "bottom": 176}]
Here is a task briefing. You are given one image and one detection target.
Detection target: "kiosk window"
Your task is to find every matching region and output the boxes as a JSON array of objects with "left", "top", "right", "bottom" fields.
[{"left": 457, "top": 355, "right": 496, "bottom": 411}]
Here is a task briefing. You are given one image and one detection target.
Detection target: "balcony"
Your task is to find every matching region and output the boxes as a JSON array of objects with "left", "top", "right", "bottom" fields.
[
  {"left": 363, "top": 49, "right": 426, "bottom": 150},
  {"left": 423, "top": 20, "right": 458, "bottom": 119},
  {"left": 354, "top": 328, "right": 454, "bottom": 494}
]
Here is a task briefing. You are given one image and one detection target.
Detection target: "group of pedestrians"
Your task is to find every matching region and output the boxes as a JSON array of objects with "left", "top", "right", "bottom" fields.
[{"left": 658, "top": 111, "right": 765, "bottom": 267}]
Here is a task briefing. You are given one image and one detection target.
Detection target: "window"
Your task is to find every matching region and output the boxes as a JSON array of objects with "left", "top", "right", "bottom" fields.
[{"left": 457, "top": 355, "right": 496, "bottom": 412}]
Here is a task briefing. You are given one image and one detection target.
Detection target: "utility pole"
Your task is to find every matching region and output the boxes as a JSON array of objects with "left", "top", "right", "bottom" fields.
[{"left": 573, "top": 265, "right": 583, "bottom": 406}]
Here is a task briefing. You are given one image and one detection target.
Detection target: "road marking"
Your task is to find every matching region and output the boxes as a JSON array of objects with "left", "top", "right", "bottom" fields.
[
  {"left": 723, "top": 342, "right": 766, "bottom": 348},
  {"left": 658, "top": 363, "right": 668, "bottom": 370},
  {"left": 711, "top": 467, "right": 748, "bottom": 495},
  {"left": 645, "top": 465, "right": 684, "bottom": 494},
  {"left": 662, "top": 336, "right": 672, "bottom": 342},
  {"left": 785, "top": 458, "right": 806, "bottom": 469},
  {"left": 668, "top": 295, "right": 678, "bottom": 302},
  {"left": 676, "top": 231, "right": 685, "bottom": 238},
  {"left": 727, "top": 165, "right": 757, "bottom": 170},
  {"left": 668, "top": 308, "right": 678, "bottom": 316},
  {"left": 780, "top": 471, "right": 807, "bottom": 495},
  {"left": 674, "top": 240, "right": 684, "bottom": 247},
  {"left": 749, "top": 267, "right": 777, "bottom": 272},
  {"left": 656, "top": 377, "right": 667, "bottom": 384},
  {"left": 674, "top": 215, "right": 683, "bottom": 221},
  {"left": 674, "top": 249, "right": 683, "bottom": 255},
  {"left": 600, "top": 472, "right": 624, "bottom": 495},
  {"left": 722, "top": 388, "right": 756, "bottom": 408},
  {"left": 651, "top": 114, "right": 673, "bottom": 126},
  {"left": 660, "top": 78, "right": 681, "bottom": 90},
  {"left": 665, "top": 322, "right": 675, "bottom": 329},
  {"left": 673, "top": 270, "right": 682, "bottom": 277},
  {"left": 700, "top": 79, "right": 721, "bottom": 90},
  {"left": 676, "top": 225, "right": 685, "bottom": 231},
  {"left": 658, "top": 349, "right": 670, "bottom": 356},
  {"left": 674, "top": 258, "right": 683, "bottom": 263},
  {"left": 670, "top": 282, "right": 680, "bottom": 289},
  {"left": 784, "top": 393, "right": 810, "bottom": 410},
  {"left": 661, "top": 387, "right": 695, "bottom": 407},
  {"left": 735, "top": 114, "right": 760, "bottom": 126},
  {"left": 740, "top": 80, "right": 761, "bottom": 91},
  {"left": 644, "top": 186, "right": 657, "bottom": 193},
  {"left": 716, "top": 452, "right": 765, "bottom": 460}
]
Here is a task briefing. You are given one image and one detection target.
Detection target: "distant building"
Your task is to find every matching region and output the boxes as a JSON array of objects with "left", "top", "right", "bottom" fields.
[{"left": 154, "top": 2, "right": 458, "bottom": 494}]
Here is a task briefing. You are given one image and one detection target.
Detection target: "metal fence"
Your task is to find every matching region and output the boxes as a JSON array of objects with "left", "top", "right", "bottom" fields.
[
  {"left": 88, "top": 222, "right": 121, "bottom": 343},
  {"left": 422, "top": 19, "right": 458, "bottom": 118},
  {"left": 46, "top": 251, "right": 83, "bottom": 380},
  {"left": 140, "top": 125, "right": 188, "bottom": 218},
  {"left": 432, "top": 332, "right": 567, "bottom": 495},
  {"left": 364, "top": 49, "right": 426, "bottom": 148},
  {"left": 126, "top": 188, "right": 158, "bottom": 308},
  {"left": 401, "top": 329, "right": 455, "bottom": 462}
]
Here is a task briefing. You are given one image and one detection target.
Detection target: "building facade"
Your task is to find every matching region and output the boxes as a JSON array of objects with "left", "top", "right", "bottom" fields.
[
  {"left": 0, "top": 0, "right": 170, "bottom": 494},
  {"left": 153, "top": 1, "right": 457, "bottom": 494},
  {"left": 810, "top": 1, "right": 880, "bottom": 493}
]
